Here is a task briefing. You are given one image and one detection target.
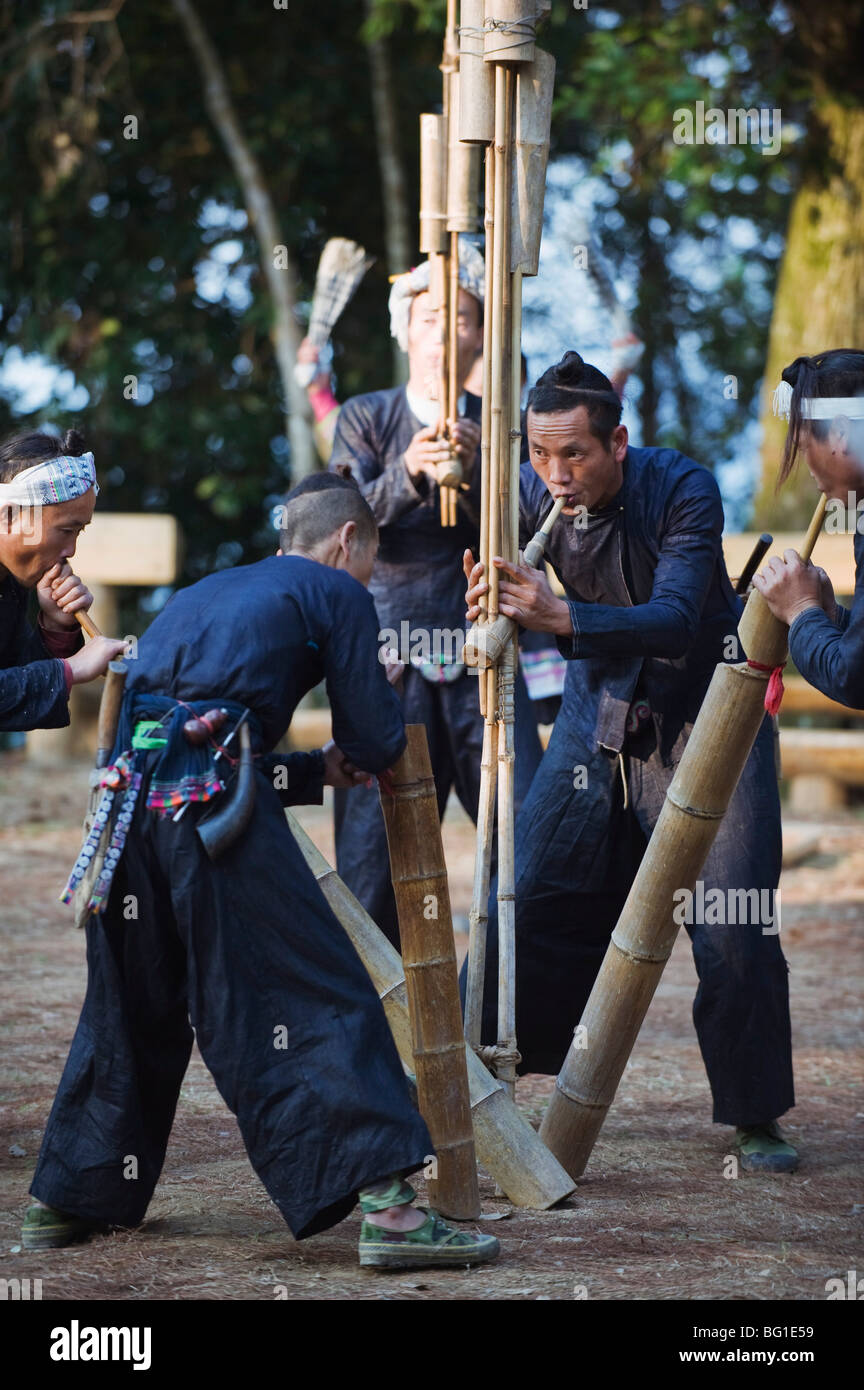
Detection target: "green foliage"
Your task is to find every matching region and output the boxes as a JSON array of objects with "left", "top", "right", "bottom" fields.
[{"left": 0, "top": 0, "right": 847, "bottom": 608}]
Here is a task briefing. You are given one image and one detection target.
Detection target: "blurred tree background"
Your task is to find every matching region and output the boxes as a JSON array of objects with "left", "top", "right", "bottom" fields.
[{"left": 1, "top": 0, "right": 861, "bottom": 616}]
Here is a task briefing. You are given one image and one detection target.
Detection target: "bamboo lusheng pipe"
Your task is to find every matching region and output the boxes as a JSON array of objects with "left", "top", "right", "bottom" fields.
[
  {"left": 538, "top": 496, "right": 828, "bottom": 1179},
  {"left": 378, "top": 724, "right": 481, "bottom": 1219},
  {"left": 483, "top": 0, "right": 537, "bottom": 63},
  {"left": 285, "top": 809, "right": 576, "bottom": 1209},
  {"left": 463, "top": 495, "right": 565, "bottom": 669},
  {"left": 458, "top": 0, "right": 494, "bottom": 143},
  {"left": 420, "top": 114, "right": 448, "bottom": 255}
]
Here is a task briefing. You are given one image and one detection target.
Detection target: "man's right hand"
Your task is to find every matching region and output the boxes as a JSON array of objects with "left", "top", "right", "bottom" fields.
[
  {"left": 404, "top": 425, "right": 455, "bottom": 480},
  {"left": 66, "top": 636, "right": 128, "bottom": 686}
]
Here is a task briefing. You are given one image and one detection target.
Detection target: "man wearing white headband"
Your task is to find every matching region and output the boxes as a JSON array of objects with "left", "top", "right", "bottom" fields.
[
  {"left": 755, "top": 349, "right": 864, "bottom": 710},
  {"left": 0, "top": 428, "right": 126, "bottom": 730},
  {"left": 328, "top": 239, "right": 542, "bottom": 946}
]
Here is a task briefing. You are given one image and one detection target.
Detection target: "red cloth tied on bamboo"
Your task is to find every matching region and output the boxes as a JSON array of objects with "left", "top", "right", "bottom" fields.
[{"left": 747, "top": 659, "right": 786, "bottom": 716}]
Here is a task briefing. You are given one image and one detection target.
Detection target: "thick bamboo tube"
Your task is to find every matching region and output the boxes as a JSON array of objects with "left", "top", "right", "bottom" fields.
[
  {"left": 419, "top": 113, "right": 448, "bottom": 255},
  {"left": 458, "top": 0, "right": 494, "bottom": 143},
  {"left": 510, "top": 50, "right": 555, "bottom": 276},
  {"left": 378, "top": 725, "right": 481, "bottom": 1218},
  {"left": 483, "top": 0, "right": 537, "bottom": 63},
  {"left": 448, "top": 75, "right": 482, "bottom": 233},
  {"left": 285, "top": 809, "right": 575, "bottom": 1209},
  {"left": 539, "top": 499, "right": 828, "bottom": 1178}
]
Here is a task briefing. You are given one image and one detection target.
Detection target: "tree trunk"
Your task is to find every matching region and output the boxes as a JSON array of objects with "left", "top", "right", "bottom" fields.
[
  {"left": 754, "top": 101, "right": 864, "bottom": 527},
  {"left": 364, "top": 1, "right": 412, "bottom": 384},
  {"left": 171, "top": 0, "right": 316, "bottom": 478}
]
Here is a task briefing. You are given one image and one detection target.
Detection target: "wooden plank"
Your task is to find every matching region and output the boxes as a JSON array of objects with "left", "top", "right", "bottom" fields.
[
  {"left": 779, "top": 728, "right": 864, "bottom": 784},
  {"left": 74, "top": 513, "right": 182, "bottom": 585},
  {"left": 724, "top": 531, "right": 857, "bottom": 596},
  {"left": 780, "top": 677, "right": 864, "bottom": 719}
]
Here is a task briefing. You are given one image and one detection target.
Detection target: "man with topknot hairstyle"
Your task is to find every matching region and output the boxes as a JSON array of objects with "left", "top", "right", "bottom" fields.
[{"left": 464, "top": 350, "right": 797, "bottom": 1175}]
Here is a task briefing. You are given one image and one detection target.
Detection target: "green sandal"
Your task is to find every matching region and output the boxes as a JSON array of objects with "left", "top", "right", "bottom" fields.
[
  {"left": 359, "top": 1208, "right": 500, "bottom": 1270},
  {"left": 734, "top": 1121, "right": 799, "bottom": 1174},
  {"left": 21, "top": 1202, "right": 104, "bottom": 1251}
]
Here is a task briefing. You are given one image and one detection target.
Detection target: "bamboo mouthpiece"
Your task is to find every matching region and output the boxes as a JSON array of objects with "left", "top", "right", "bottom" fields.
[
  {"left": 76, "top": 610, "right": 102, "bottom": 639},
  {"left": 799, "top": 494, "right": 827, "bottom": 565}
]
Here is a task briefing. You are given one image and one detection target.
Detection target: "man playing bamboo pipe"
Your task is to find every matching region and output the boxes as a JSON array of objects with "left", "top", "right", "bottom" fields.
[
  {"left": 330, "top": 243, "right": 542, "bottom": 947},
  {"left": 754, "top": 350, "right": 864, "bottom": 710},
  {"left": 463, "top": 350, "right": 797, "bottom": 1173},
  {"left": 1, "top": 427, "right": 127, "bottom": 729},
  {"left": 24, "top": 473, "right": 499, "bottom": 1269}
]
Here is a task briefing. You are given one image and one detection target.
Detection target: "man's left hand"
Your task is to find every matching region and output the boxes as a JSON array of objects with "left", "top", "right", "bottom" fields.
[
  {"left": 37, "top": 562, "right": 93, "bottom": 631},
  {"left": 752, "top": 549, "right": 825, "bottom": 626},
  {"left": 490, "top": 556, "right": 572, "bottom": 635}
]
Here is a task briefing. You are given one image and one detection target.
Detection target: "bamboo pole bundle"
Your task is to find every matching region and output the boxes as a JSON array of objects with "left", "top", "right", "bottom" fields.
[
  {"left": 377, "top": 724, "right": 481, "bottom": 1219},
  {"left": 539, "top": 497, "right": 828, "bottom": 1178},
  {"left": 285, "top": 808, "right": 575, "bottom": 1208},
  {"left": 461, "top": 4, "right": 555, "bottom": 1098}
]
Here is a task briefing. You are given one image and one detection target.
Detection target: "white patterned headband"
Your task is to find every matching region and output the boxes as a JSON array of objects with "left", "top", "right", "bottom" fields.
[
  {"left": 772, "top": 381, "right": 864, "bottom": 421},
  {"left": 0, "top": 452, "right": 99, "bottom": 508}
]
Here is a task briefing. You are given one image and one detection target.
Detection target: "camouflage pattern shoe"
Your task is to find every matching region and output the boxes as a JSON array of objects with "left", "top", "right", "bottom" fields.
[
  {"left": 21, "top": 1202, "right": 104, "bottom": 1250},
  {"left": 359, "top": 1208, "right": 500, "bottom": 1270},
  {"left": 735, "top": 1121, "right": 799, "bottom": 1174}
]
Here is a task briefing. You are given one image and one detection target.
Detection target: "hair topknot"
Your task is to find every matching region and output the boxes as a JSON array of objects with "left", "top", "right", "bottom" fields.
[
  {"left": 778, "top": 348, "right": 864, "bottom": 487},
  {"left": 0, "top": 425, "right": 88, "bottom": 485},
  {"left": 527, "top": 350, "right": 623, "bottom": 446}
]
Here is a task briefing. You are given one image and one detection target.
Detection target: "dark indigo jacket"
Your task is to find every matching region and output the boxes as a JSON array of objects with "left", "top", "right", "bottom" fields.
[
  {"left": 788, "top": 530, "right": 864, "bottom": 709},
  {"left": 329, "top": 386, "right": 482, "bottom": 636},
  {"left": 519, "top": 446, "right": 741, "bottom": 760},
  {"left": 0, "top": 573, "right": 73, "bottom": 732},
  {"left": 125, "top": 555, "right": 406, "bottom": 800}
]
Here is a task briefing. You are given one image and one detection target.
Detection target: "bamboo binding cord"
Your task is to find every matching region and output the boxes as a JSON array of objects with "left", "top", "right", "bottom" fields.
[
  {"left": 285, "top": 808, "right": 576, "bottom": 1209},
  {"left": 539, "top": 496, "right": 828, "bottom": 1179},
  {"left": 459, "top": 3, "right": 555, "bottom": 1099},
  {"left": 377, "top": 724, "right": 481, "bottom": 1219}
]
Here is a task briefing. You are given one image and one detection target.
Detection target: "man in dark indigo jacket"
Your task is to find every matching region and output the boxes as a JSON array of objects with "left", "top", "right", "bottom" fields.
[
  {"left": 25, "top": 476, "right": 499, "bottom": 1270},
  {"left": 464, "top": 352, "right": 796, "bottom": 1173}
]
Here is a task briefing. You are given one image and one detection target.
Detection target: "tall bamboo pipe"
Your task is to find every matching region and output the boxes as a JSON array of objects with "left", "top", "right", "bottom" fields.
[
  {"left": 282, "top": 812, "right": 576, "bottom": 1209},
  {"left": 458, "top": 0, "right": 494, "bottom": 143},
  {"left": 378, "top": 725, "right": 481, "bottom": 1218},
  {"left": 539, "top": 497, "right": 828, "bottom": 1178}
]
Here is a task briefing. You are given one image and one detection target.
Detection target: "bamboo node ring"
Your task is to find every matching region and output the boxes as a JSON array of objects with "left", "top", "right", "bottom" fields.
[
  {"left": 664, "top": 788, "right": 725, "bottom": 820},
  {"left": 610, "top": 933, "right": 671, "bottom": 965},
  {"left": 404, "top": 954, "right": 457, "bottom": 970},
  {"left": 553, "top": 1078, "right": 607, "bottom": 1109}
]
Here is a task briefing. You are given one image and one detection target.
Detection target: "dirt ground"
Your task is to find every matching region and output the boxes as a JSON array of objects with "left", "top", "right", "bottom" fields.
[{"left": 0, "top": 751, "right": 862, "bottom": 1302}]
